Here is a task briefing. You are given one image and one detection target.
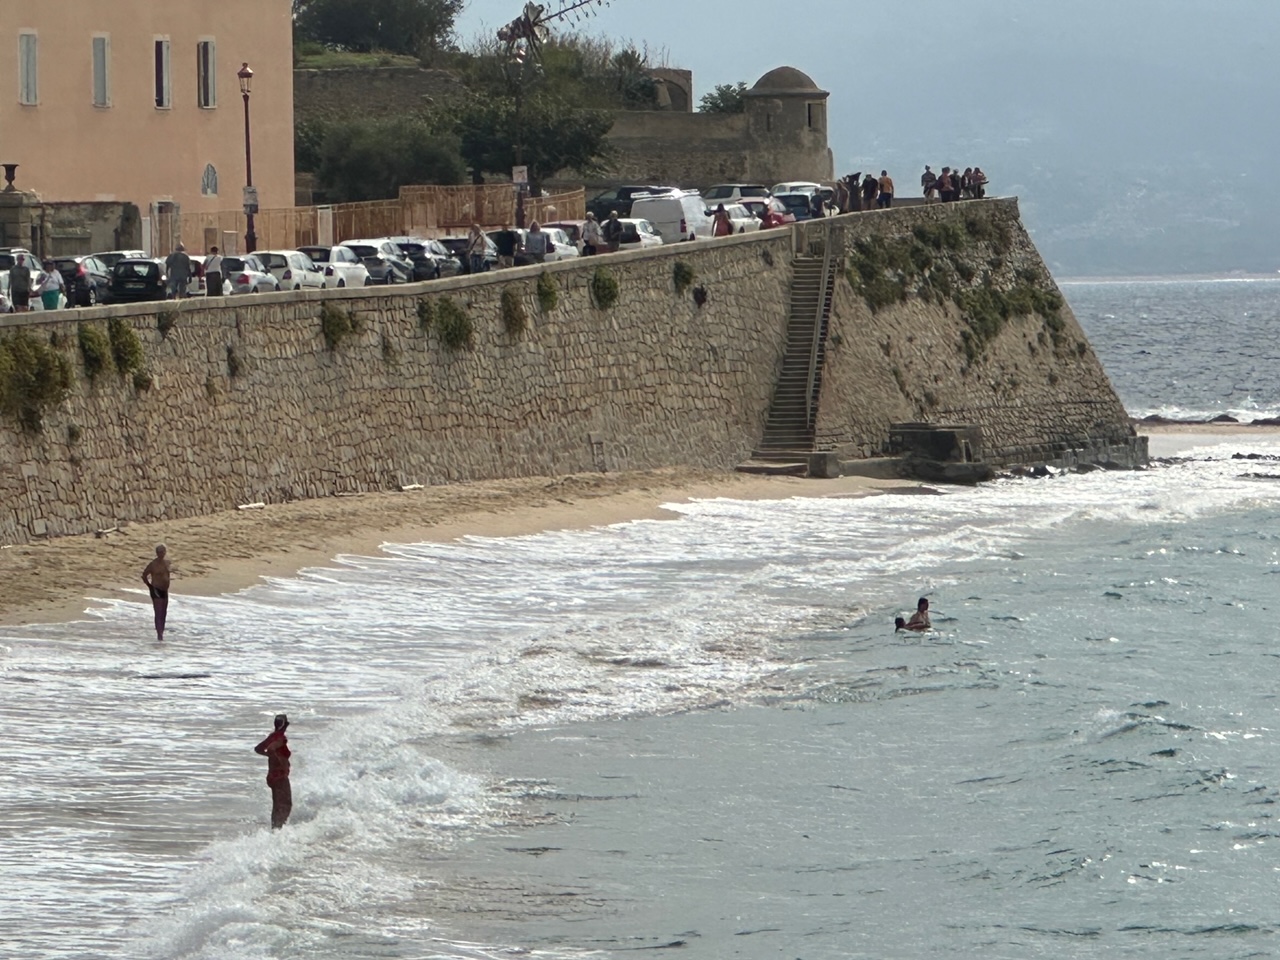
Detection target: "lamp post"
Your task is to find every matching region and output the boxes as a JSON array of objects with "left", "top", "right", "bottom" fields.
[{"left": 238, "top": 62, "right": 257, "bottom": 253}]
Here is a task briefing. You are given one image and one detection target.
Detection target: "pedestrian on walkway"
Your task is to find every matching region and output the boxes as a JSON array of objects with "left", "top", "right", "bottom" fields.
[
  {"left": 922, "top": 165, "right": 938, "bottom": 202},
  {"left": 860, "top": 174, "right": 879, "bottom": 211},
  {"left": 938, "top": 167, "right": 954, "bottom": 202},
  {"left": 524, "top": 222, "right": 550, "bottom": 263},
  {"left": 713, "top": 203, "right": 735, "bottom": 236},
  {"left": 602, "top": 211, "right": 624, "bottom": 253},
  {"left": 37, "top": 260, "right": 65, "bottom": 310},
  {"left": 10, "top": 255, "right": 32, "bottom": 312},
  {"left": 971, "top": 167, "right": 989, "bottom": 198},
  {"left": 492, "top": 224, "right": 521, "bottom": 268},
  {"left": 203, "top": 246, "right": 224, "bottom": 297},
  {"left": 164, "top": 243, "right": 191, "bottom": 299},
  {"left": 254, "top": 714, "right": 292, "bottom": 829},
  {"left": 581, "top": 212, "right": 602, "bottom": 256},
  {"left": 466, "top": 224, "right": 487, "bottom": 274},
  {"left": 877, "top": 170, "right": 895, "bottom": 208}
]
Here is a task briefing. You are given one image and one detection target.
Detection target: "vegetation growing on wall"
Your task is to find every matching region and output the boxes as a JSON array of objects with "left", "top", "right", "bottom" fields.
[
  {"left": 416, "top": 298, "right": 435, "bottom": 331},
  {"left": 321, "top": 302, "right": 362, "bottom": 350},
  {"left": 157, "top": 310, "right": 178, "bottom": 338},
  {"left": 434, "top": 297, "right": 474, "bottom": 350},
  {"left": 673, "top": 261, "right": 695, "bottom": 296},
  {"left": 590, "top": 266, "right": 620, "bottom": 309},
  {"left": 844, "top": 213, "right": 1065, "bottom": 363},
  {"left": 78, "top": 325, "right": 113, "bottom": 380},
  {"left": 535, "top": 272, "right": 558, "bottom": 314},
  {"left": 108, "top": 318, "right": 145, "bottom": 374},
  {"left": 0, "top": 330, "right": 73, "bottom": 432},
  {"left": 501, "top": 286, "right": 529, "bottom": 335}
]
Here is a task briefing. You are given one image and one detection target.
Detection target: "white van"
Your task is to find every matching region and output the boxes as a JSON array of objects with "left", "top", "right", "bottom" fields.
[{"left": 629, "top": 191, "right": 713, "bottom": 243}]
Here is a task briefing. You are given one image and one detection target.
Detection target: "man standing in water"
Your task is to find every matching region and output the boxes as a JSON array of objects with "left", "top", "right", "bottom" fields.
[
  {"left": 140, "top": 544, "right": 171, "bottom": 641},
  {"left": 255, "top": 714, "right": 292, "bottom": 829}
]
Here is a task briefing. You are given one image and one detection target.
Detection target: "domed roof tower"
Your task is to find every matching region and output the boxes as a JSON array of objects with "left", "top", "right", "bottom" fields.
[{"left": 742, "top": 66, "right": 833, "bottom": 183}]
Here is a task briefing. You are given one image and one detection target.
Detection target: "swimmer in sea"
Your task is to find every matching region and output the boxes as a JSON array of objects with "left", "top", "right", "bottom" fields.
[
  {"left": 141, "top": 544, "right": 171, "bottom": 641},
  {"left": 895, "top": 597, "right": 931, "bottom": 632},
  {"left": 254, "top": 713, "right": 292, "bottom": 829}
]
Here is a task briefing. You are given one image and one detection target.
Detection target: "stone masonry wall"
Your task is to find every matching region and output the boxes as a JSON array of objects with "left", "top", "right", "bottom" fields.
[
  {"left": 797, "top": 199, "right": 1135, "bottom": 463},
  {"left": 0, "top": 233, "right": 794, "bottom": 544}
]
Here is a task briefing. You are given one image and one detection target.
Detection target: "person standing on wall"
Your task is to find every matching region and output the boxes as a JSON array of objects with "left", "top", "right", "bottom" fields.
[
  {"left": 254, "top": 714, "right": 293, "bottom": 829},
  {"left": 602, "top": 211, "right": 624, "bottom": 253},
  {"left": 581, "top": 212, "right": 602, "bottom": 256},
  {"left": 9, "top": 254, "right": 32, "bottom": 312},
  {"left": 877, "top": 170, "right": 895, "bottom": 208},
  {"left": 141, "top": 543, "right": 171, "bottom": 641},
  {"left": 922, "top": 165, "right": 938, "bottom": 202},
  {"left": 860, "top": 174, "right": 879, "bottom": 211},
  {"left": 165, "top": 243, "right": 191, "bottom": 299},
  {"left": 972, "top": 167, "right": 989, "bottom": 199},
  {"left": 203, "top": 246, "right": 224, "bottom": 297}
]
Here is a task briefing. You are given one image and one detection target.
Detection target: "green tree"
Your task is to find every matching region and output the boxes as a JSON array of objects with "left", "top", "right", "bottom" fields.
[
  {"left": 699, "top": 81, "right": 748, "bottom": 114},
  {"left": 295, "top": 0, "right": 463, "bottom": 57},
  {"left": 313, "top": 118, "right": 466, "bottom": 201},
  {"left": 453, "top": 93, "right": 614, "bottom": 191}
]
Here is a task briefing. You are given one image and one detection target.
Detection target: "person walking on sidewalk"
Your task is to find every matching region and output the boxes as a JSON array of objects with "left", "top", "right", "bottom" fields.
[
  {"left": 877, "top": 170, "right": 895, "bottom": 208},
  {"left": 141, "top": 544, "right": 171, "bottom": 641},
  {"left": 203, "top": 246, "right": 224, "bottom": 297},
  {"left": 581, "top": 212, "right": 602, "bottom": 256},
  {"left": 37, "top": 260, "right": 65, "bottom": 310},
  {"left": 254, "top": 714, "right": 293, "bottom": 829},
  {"left": 165, "top": 243, "right": 191, "bottom": 299}
]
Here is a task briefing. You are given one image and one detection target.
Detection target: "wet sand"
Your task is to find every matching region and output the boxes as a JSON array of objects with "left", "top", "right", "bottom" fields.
[{"left": 0, "top": 468, "right": 916, "bottom": 628}]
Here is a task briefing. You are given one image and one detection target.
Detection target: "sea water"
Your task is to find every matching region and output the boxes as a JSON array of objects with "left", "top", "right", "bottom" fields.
[{"left": 3, "top": 280, "right": 1280, "bottom": 960}]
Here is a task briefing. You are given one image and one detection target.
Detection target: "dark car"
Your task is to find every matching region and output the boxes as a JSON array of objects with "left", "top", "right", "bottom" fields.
[
  {"left": 107, "top": 258, "right": 167, "bottom": 302},
  {"left": 391, "top": 238, "right": 462, "bottom": 281},
  {"left": 53, "top": 255, "right": 112, "bottom": 306},
  {"left": 440, "top": 235, "right": 498, "bottom": 274},
  {"left": 586, "top": 184, "right": 679, "bottom": 221},
  {"left": 340, "top": 240, "right": 414, "bottom": 284},
  {"left": 774, "top": 192, "right": 815, "bottom": 222}
]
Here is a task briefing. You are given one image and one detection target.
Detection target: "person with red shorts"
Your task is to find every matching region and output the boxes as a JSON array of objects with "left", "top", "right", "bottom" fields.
[{"left": 254, "top": 713, "right": 292, "bottom": 829}]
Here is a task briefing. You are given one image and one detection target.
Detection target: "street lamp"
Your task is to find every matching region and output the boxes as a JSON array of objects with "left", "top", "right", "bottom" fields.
[{"left": 238, "top": 62, "right": 257, "bottom": 253}]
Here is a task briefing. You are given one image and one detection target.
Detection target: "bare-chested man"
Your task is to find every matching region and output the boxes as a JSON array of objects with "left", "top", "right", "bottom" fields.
[{"left": 141, "top": 544, "right": 171, "bottom": 640}]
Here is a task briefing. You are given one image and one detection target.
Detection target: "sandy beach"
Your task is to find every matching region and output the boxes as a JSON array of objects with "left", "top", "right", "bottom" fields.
[
  {"left": 0, "top": 467, "right": 921, "bottom": 627},
  {"left": 5, "top": 422, "right": 1274, "bottom": 629}
]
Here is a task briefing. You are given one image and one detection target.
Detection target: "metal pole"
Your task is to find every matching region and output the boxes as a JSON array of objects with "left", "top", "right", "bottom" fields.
[{"left": 243, "top": 90, "right": 257, "bottom": 253}]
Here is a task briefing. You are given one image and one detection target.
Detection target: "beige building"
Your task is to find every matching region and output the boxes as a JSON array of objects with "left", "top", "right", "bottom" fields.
[{"left": 0, "top": 0, "right": 294, "bottom": 251}]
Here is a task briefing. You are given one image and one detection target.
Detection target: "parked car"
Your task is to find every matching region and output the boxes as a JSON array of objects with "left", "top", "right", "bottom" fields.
[
  {"left": 440, "top": 235, "right": 498, "bottom": 274},
  {"left": 255, "top": 249, "right": 326, "bottom": 290},
  {"left": 298, "top": 245, "right": 370, "bottom": 288},
  {"left": 770, "top": 181, "right": 821, "bottom": 197},
  {"left": 630, "top": 191, "right": 713, "bottom": 243},
  {"left": 586, "top": 184, "right": 679, "bottom": 221},
  {"left": 515, "top": 227, "right": 580, "bottom": 263},
  {"left": 0, "top": 247, "right": 40, "bottom": 273},
  {"left": 0, "top": 271, "right": 11, "bottom": 312},
  {"left": 718, "top": 203, "right": 763, "bottom": 234},
  {"left": 52, "top": 255, "right": 112, "bottom": 306},
  {"left": 542, "top": 220, "right": 585, "bottom": 252},
  {"left": 386, "top": 236, "right": 462, "bottom": 280},
  {"left": 702, "top": 183, "right": 771, "bottom": 205},
  {"left": 774, "top": 192, "right": 818, "bottom": 222},
  {"left": 107, "top": 258, "right": 168, "bottom": 302},
  {"left": 90, "top": 249, "right": 146, "bottom": 270},
  {"left": 341, "top": 239, "right": 414, "bottom": 284},
  {"left": 739, "top": 197, "right": 797, "bottom": 226},
  {"left": 221, "top": 254, "right": 281, "bottom": 294},
  {"left": 616, "top": 218, "right": 665, "bottom": 250}
]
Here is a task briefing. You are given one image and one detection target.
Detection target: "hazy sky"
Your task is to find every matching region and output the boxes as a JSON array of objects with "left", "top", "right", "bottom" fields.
[{"left": 455, "top": 0, "right": 1280, "bottom": 273}]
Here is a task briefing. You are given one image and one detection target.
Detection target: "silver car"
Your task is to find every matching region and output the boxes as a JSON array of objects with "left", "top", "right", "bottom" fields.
[{"left": 221, "top": 254, "right": 281, "bottom": 294}]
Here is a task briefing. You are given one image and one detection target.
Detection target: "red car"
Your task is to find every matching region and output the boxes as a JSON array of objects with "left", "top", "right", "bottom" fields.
[{"left": 739, "top": 197, "right": 797, "bottom": 229}]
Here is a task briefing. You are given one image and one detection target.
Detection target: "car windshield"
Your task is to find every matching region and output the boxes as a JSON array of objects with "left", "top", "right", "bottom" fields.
[
  {"left": 222, "top": 257, "right": 248, "bottom": 272},
  {"left": 53, "top": 259, "right": 79, "bottom": 270},
  {"left": 397, "top": 242, "right": 426, "bottom": 256},
  {"left": 301, "top": 248, "right": 330, "bottom": 263},
  {"left": 0, "top": 254, "right": 16, "bottom": 270},
  {"left": 346, "top": 245, "right": 378, "bottom": 258},
  {"left": 439, "top": 239, "right": 467, "bottom": 254},
  {"left": 259, "top": 253, "right": 288, "bottom": 270},
  {"left": 778, "top": 196, "right": 810, "bottom": 212},
  {"left": 114, "top": 261, "right": 159, "bottom": 279},
  {"left": 741, "top": 186, "right": 769, "bottom": 197}
]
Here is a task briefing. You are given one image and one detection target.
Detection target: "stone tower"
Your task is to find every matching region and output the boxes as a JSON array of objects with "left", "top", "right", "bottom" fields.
[{"left": 743, "top": 66, "right": 834, "bottom": 184}]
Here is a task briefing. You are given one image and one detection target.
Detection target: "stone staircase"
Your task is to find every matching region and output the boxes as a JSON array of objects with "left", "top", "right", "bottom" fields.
[{"left": 750, "top": 252, "right": 836, "bottom": 463}]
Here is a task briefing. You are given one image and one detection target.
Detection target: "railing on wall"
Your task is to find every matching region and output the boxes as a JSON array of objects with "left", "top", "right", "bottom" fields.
[{"left": 176, "top": 186, "right": 588, "bottom": 254}]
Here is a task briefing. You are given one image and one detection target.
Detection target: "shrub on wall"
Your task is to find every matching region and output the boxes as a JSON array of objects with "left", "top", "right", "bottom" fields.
[
  {"left": 157, "top": 309, "right": 179, "bottom": 338},
  {"left": 535, "top": 272, "right": 558, "bottom": 314},
  {"left": 590, "top": 266, "right": 619, "bottom": 309},
  {"left": 321, "top": 302, "right": 362, "bottom": 350},
  {"left": 502, "top": 286, "right": 529, "bottom": 335},
  {"left": 673, "top": 261, "right": 695, "bottom": 296},
  {"left": 435, "top": 297, "right": 474, "bottom": 350},
  {"left": 416, "top": 298, "right": 435, "bottom": 331},
  {"left": 0, "top": 330, "right": 73, "bottom": 432},
  {"left": 108, "top": 318, "right": 145, "bottom": 374},
  {"left": 78, "top": 324, "right": 114, "bottom": 380}
]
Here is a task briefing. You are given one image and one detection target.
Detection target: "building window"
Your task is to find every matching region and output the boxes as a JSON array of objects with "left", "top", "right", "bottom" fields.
[
  {"left": 201, "top": 163, "right": 218, "bottom": 196},
  {"left": 196, "top": 39, "right": 216, "bottom": 108},
  {"left": 19, "top": 32, "right": 37, "bottom": 105},
  {"left": 807, "top": 102, "right": 826, "bottom": 132},
  {"left": 154, "top": 38, "right": 171, "bottom": 108},
  {"left": 92, "top": 35, "right": 110, "bottom": 107}
]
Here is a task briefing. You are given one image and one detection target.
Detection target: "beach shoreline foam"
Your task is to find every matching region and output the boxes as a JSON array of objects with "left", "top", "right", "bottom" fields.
[{"left": 0, "top": 467, "right": 916, "bottom": 628}]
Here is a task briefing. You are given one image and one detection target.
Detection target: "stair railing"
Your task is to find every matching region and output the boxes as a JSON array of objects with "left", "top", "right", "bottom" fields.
[{"left": 803, "top": 230, "right": 836, "bottom": 432}]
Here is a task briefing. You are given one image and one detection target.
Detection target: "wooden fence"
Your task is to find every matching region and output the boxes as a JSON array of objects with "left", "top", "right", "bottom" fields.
[{"left": 177, "top": 186, "right": 586, "bottom": 253}]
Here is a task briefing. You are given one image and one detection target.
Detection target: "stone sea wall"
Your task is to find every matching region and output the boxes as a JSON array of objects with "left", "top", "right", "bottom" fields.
[
  {"left": 797, "top": 200, "right": 1136, "bottom": 464},
  {"left": 0, "top": 233, "right": 794, "bottom": 544},
  {"left": 0, "top": 200, "right": 1138, "bottom": 545}
]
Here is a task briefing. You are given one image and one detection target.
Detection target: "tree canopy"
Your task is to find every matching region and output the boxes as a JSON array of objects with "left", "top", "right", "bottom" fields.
[
  {"left": 699, "top": 81, "right": 748, "bottom": 114},
  {"left": 294, "top": 0, "right": 463, "bottom": 57},
  {"left": 307, "top": 118, "right": 466, "bottom": 202}
]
